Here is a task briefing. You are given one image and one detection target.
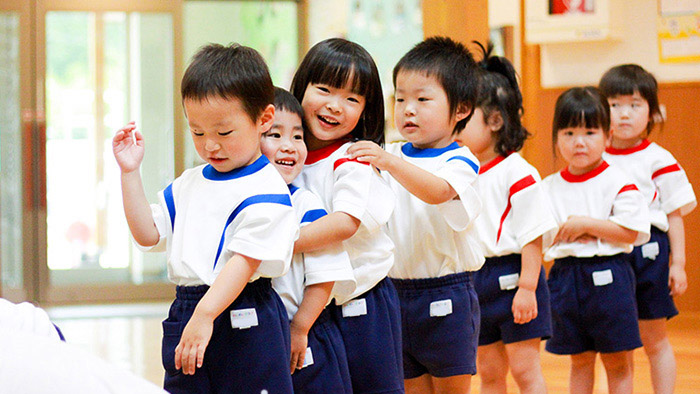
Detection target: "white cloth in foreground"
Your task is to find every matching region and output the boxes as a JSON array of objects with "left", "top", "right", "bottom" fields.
[{"left": 0, "top": 328, "right": 167, "bottom": 394}]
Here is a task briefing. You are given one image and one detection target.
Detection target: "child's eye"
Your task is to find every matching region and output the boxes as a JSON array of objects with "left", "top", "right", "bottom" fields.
[
  {"left": 218, "top": 130, "right": 233, "bottom": 136},
  {"left": 316, "top": 85, "right": 330, "bottom": 93},
  {"left": 192, "top": 130, "right": 204, "bottom": 136},
  {"left": 610, "top": 103, "right": 618, "bottom": 108},
  {"left": 395, "top": 98, "right": 404, "bottom": 103},
  {"left": 347, "top": 97, "right": 361, "bottom": 104},
  {"left": 293, "top": 134, "right": 304, "bottom": 140},
  {"left": 418, "top": 97, "right": 429, "bottom": 102},
  {"left": 265, "top": 132, "right": 281, "bottom": 138}
]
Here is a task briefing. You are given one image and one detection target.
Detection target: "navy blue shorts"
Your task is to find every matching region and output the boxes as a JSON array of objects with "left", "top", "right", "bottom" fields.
[
  {"left": 630, "top": 227, "right": 678, "bottom": 320},
  {"left": 474, "top": 254, "right": 552, "bottom": 346},
  {"left": 545, "top": 255, "right": 642, "bottom": 355},
  {"left": 392, "top": 272, "right": 480, "bottom": 379},
  {"left": 291, "top": 308, "right": 353, "bottom": 394},
  {"left": 162, "top": 279, "right": 293, "bottom": 394},
  {"left": 331, "top": 277, "right": 404, "bottom": 394}
]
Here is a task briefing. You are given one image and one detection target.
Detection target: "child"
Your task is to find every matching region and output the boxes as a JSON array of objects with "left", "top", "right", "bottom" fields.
[
  {"left": 112, "top": 44, "right": 299, "bottom": 394},
  {"left": 600, "top": 64, "right": 696, "bottom": 394},
  {"left": 454, "top": 43, "right": 556, "bottom": 394},
  {"left": 265, "top": 87, "right": 356, "bottom": 393},
  {"left": 348, "top": 36, "right": 483, "bottom": 394},
  {"left": 542, "top": 86, "right": 650, "bottom": 394},
  {"left": 289, "top": 38, "right": 403, "bottom": 394}
]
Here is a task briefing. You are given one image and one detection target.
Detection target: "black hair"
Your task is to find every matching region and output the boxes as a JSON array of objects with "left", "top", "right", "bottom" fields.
[
  {"left": 552, "top": 86, "right": 610, "bottom": 151},
  {"left": 290, "top": 38, "right": 385, "bottom": 145},
  {"left": 273, "top": 86, "right": 305, "bottom": 124},
  {"left": 393, "top": 36, "right": 478, "bottom": 133},
  {"left": 181, "top": 43, "right": 274, "bottom": 122},
  {"left": 473, "top": 42, "right": 529, "bottom": 155},
  {"left": 599, "top": 64, "right": 662, "bottom": 135}
]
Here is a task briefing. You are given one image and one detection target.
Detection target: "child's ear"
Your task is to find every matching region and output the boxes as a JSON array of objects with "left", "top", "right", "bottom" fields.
[
  {"left": 258, "top": 104, "right": 275, "bottom": 133},
  {"left": 454, "top": 103, "right": 472, "bottom": 123},
  {"left": 487, "top": 111, "right": 504, "bottom": 132}
]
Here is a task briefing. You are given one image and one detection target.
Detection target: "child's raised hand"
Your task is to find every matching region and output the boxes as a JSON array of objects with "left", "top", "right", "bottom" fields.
[
  {"left": 669, "top": 264, "right": 688, "bottom": 296},
  {"left": 347, "top": 141, "right": 394, "bottom": 171},
  {"left": 512, "top": 287, "right": 538, "bottom": 324},
  {"left": 112, "top": 121, "right": 144, "bottom": 173},
  {"left": 174, "top": 314, "right": 213, "bottom": 375},
  {"left": 289, "top": 323, "right": 309, "bottom": 374}
]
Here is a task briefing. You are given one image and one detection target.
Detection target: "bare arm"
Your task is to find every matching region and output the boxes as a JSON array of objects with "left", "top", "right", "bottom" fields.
[
  {"left": 512, "top": 237, "right": 542, "bottom": 324},
  {"left": 175, "top": 254, "right": 261, "bottom": 375},
  {"left": 347, "top": 141, "right": 457, "bottom": 204},
  {"left": 293, "top": 212, "right": 360, "bottom": 254},
  {"left": 553, "top": 215, "right": 638, "bottom": 245},
  {"left": 113, "top": 122, "right": 160, "bottom": 246},
  {"left": 667, "top": 209, "right": 688, "bottom": 296},
  {"left": 289, "top": 282, "right": 334, "bottom": 373}
]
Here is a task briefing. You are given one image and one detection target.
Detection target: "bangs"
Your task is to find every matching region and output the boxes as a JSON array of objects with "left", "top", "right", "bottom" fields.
[
  {"left": 553, "top": 86, "right": 610, "bottom": 136},
  {"left": 560, "top": 107, "right": 608, "bottom": 130},
  {"left": 307, "top": 53, "right": 373, "bottom": 98}
]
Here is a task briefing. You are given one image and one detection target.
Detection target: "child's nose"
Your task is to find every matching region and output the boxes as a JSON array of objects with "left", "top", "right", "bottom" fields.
[
  {"left": 280, "top": 139, "right": 295, "bottom": 152},
  {"left": 404, "top": 102, "right": 416, "bottom": 116},
  {"left": 326, "top": 98, "right": 341, "bottom": 113},
  {"left": 205, "top": 139, "right": 220, "bottom": 151}
]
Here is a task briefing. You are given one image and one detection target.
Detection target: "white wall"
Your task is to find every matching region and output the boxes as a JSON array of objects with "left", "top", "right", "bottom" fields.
[{"left": 540, "top": 1, "right": 700, "bottom": 87}]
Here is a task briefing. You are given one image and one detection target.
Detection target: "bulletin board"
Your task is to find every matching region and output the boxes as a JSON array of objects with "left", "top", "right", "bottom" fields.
[{"left": 658, "top": 0, "right": 700, "bottom": 63}]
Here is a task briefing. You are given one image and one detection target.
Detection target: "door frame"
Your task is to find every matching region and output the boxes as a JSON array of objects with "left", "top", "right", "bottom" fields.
[{"left": 34, "top": 0, "right": 182, "bottom": 304}]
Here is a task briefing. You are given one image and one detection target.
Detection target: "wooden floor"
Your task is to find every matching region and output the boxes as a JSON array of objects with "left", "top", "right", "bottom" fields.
[{"left": 49, "top": 304, "right": 700, "bottom": 393}]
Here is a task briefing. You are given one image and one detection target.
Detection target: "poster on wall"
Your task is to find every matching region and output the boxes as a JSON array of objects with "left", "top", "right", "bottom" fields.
[
  {"left": 658, "top": 0, "right": 700, "bottom": 63},
  {"left": 549, "top": 0, "right": 595, "bottom": 15}
]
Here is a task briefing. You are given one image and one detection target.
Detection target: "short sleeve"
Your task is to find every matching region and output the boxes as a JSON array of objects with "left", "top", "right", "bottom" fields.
[
  {"left": 435, "top": 154, "right": 481, "bottom": 231},
  {"left": 510, "top": 177, "right": 558, "bottom": 248},
  {"left": 610, "top": 184, "right": 651, "bottom": 246},
  {"left": 332, "top": 160, "right": 395, "bottom": 231},
  {"left": 226, "top": 200, "right": 299, "bottom": 278},
  {"left": 293, "top": 189, "right": 356, "bottom": 297},
  {"left": 654, "top": 163, "right": 697, "bottom": 216}
]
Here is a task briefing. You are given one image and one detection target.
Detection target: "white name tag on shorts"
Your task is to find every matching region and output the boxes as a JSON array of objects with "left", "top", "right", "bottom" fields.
[
  {"left": 230, "top": 308, "right": 258, "bottom": 329},
  {"left": 342, "top": 298, "right": 367, "bottom": 317},
  {"left": 430, "top": 299, "right": 453, "bottom": 317},
  {"left": 302, "top": 347, "right": 314, "bottom": 368},
  {"left": 592, "top": 269, "right": 614, "bottom": 286},
  {"left": 499, "top": 273, "right": 520, "bottom": 290},
  {"left": 642, "top": 242, "right": 660, "bottom": 260}
]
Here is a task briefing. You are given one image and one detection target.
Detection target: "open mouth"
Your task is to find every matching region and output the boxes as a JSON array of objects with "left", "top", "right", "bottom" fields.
[
  {"left": 403, "top": 121, "right": 418, "bottom": 128},
  {"left": 318, "top": 114, "right": 340, "bottom": 126},
  {"left": 275, "top": 158, "right": 297, "bottom": 168}
]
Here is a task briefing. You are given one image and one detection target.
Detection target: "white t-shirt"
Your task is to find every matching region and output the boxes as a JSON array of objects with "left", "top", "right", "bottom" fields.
[
  {"left": 384, "top": 142, "right": 484, "bottom": 279},
  {"left": 474, "top": 153, "right": 558, "bottom": 258},
  {"left": 604, "top": 139, "right": 696, "bottom": 231},
  {"left": 296, "top": 140, "right": 395, "bottom": 304},
  {"left": 272, "top": 186, "right": 356, "bottom": 320},
  {"left": 137, "top": 155, "right": 299, "bottom": 286},
  {"left": 542, "top": 161, "right": 650, "bottom": 261},
  {"left": 0, "top": 328, "right": 167, "bottom": 394},
  {"left": 0, "top": 298, "right": 61, "bottom": 341}
]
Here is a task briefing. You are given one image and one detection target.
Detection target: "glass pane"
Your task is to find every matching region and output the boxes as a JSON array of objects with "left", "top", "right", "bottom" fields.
[
  {"left": 183, "top": 1, "right": 299, "bottom": 168},
  {"left": 0, "top": 12, "right": 22, "bottom": 289},
  {"left": 45, "top": 11, "right": 173, "bottom": 286}
]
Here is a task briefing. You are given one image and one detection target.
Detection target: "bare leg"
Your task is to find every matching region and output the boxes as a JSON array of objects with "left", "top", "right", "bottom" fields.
[
  {"left": 639, "top": 318, "right": 676, "bottom": 394},
  {"left": 570, "top": 351, "right": 596, "bottom": 394},
  {"left": 505, "top": 338, "right": 547, "bottom": 394},
  {"left": 405, "top": 374, "right": 433, "bottom": 394},
  {"left": 477, "top": 342, "right": 508, "bottom": 394},
  {"left": 600, "top": 350, "right": 634, "bottom": 394},
  {"left": 430, "top": 374, "right": 472, "bottom": 394}
]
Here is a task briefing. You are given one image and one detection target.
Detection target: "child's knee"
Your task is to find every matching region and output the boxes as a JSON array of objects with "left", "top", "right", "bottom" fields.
[{"left": 601, "top": 352, "right": 633, "bottom": 377}]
